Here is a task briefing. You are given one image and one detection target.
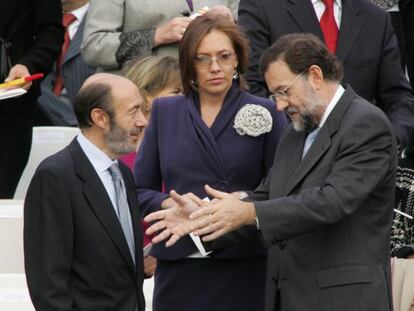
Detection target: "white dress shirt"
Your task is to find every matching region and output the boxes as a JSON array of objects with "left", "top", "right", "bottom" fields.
[
  {"left": 67, "top": 3, "right": 89, "bottom": 40},
  {"left": 312, "top": 0, "right": 342, "bottom": 28},
  {"left": 77, "top": 132, "right": 119, "bottom": 216},
  {"left": 319, "top": 84, "right": 345, "bottom": 128}
]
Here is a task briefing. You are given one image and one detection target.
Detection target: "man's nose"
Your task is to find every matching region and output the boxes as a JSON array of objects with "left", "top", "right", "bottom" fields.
[
  {"left": 276, "top": 98, "right": 289, "bottom": 112},
  {"left": 136, "top": 110, "right": 148, "bottom": 128}
]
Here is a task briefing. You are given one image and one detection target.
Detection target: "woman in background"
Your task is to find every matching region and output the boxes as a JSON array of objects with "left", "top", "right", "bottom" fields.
[
  {"left": 120, "top": 55, "right": 182, "bottom": 277},
  {"left": 134, "top": 14, "right": 287, "bottom": 311},
  {"left": 125, "top": 56, "right": 182, "bottom": 120}
]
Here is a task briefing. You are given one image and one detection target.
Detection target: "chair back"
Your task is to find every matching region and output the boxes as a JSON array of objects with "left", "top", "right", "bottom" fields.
[{"left": 14, "top": 127, "right": 79, "bottom": 199}]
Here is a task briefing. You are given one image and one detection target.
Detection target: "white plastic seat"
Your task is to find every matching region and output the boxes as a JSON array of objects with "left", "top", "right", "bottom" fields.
[
  {"left": 14, "top": 127, "right": 79, "bottom": 199},
  {"left": 0, "top": 200, "right": 24, "bottom": 273}
]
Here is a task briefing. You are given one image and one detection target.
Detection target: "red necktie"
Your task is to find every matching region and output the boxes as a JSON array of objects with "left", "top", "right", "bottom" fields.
[
  {"left": 319, "top": 0, "right": 338, "bottom": 53},
  {"left": 53, "top": 13, "right": 76, "bottom": 95}
]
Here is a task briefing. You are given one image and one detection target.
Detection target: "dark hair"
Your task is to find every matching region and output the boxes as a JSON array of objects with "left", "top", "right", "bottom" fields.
[
  {"left": 260, "top": 33, "right": 343, "bottom": 82},
  {"left": 74, "top": 82, "right": 114, "bottom": 129},
  {"left": 179, "top": 13, "right": 249, "bottom": 95}
]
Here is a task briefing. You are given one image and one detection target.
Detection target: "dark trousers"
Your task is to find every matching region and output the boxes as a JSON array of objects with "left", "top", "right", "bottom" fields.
[{"left": 0, "top": 93, "right": 35, "bottom": 198}]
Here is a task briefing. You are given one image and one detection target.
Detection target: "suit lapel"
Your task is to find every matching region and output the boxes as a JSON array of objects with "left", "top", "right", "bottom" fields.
[
  {"left": 284, "top": 129, "right": 332, "bottom": 195},
  {"left": 336, "top": 0, "right": 362, "bottom": 63},
  {"left": 64, "top": 16, "right": 85, "bottom": 63},
  {"left": 186, "top": 96, "right": 227, "bottom": 181},
  {"left": 284, "top": 86, "right": 356, "bottom": 195},
  {"left": 286, "top": 0, "right": 324, "bottom": 39},
  {"left": 69, "top": 140, "right": 136, "bottom": 273}
]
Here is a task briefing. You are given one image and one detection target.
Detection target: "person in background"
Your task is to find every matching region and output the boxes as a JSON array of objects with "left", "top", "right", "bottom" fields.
[
  {"left": 0, "top": 0, "right": 64, "bottom": 198},
  {"left": 124, "top": 56, "right": 182, "bottom": 121},
  {"left": 134, "top": 14, "right": 287, "bottom": 311},
  {"left": 398, "top": 0, "right": 414, "bottom": 89},
  {"left": 36, "top": 0, "right": 95, "bottom": 127},
  {"left": 24, "top": 73, "right": 148, "bottom": 310},
  {"left": 81, "top": 0, "right": 238, "bottom": 73},
  {"left": 120, "top": 55, "right": 182, "bottom": 277},
  {"left": 148, "top": 33, "right": 398, "bottom": 311},
  {"left": 238, "top": 0, "right": 414, "bottom": 150}
]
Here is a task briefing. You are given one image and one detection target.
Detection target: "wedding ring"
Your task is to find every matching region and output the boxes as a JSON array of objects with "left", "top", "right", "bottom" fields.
[{"left": 180, "top": 28, "right": 185, "bottom": 35}]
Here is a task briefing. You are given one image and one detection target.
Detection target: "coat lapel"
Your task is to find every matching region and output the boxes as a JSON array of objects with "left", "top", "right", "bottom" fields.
[
  {"left": 64, "top": 16, "right": 86, "bottom": 64},
  {"left": 336, "top": 0, "right": 362, "bottom": 63},
  {"left": 280, "top": 129, "right": 307, "bottom": 195},
  {"left": 209, "top": 82, "right": 244, "bottom": 139},
  {"left": 69, "top": 140, "right": 136, "bottom": 273},
  {"left": 186, "top": 82, "right": 246, "bottom": 181},
  {"left": 286, "top": 0, "right": 324, "bottom": 39},
  {"left": 284, "top": 86, "right": 356, "bottom": 195}
]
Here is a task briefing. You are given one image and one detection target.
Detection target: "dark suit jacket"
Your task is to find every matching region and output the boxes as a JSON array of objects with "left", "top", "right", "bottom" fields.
[
  {"left": 238, "top": 0, "right": 414, "bottom": 148},
  {"left": 24, "top": 139, "right": 145, "bottom": 311},
  {"left": 135, "top": 82, "right": 288, "bottom": 260},
  {"left": 0, "top": 0, "right": 63, "bottom": 198},
  {"left": 251, "top": 86, "right": 397, "bottom": 311},
  {"left": 38, "top": 16, "right": 96, "bottom": 126}
]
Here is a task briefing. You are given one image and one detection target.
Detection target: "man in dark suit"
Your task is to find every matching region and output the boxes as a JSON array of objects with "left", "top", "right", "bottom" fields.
[
  {"left": 37, "top": 0, "right": 95, "bottom": 126},
  {"left": 24, "top": 73, "right": 148, "bottom": 310},
  {"left": 238, "top": 0, "right": 414, "bottom": 149},
  {"left": 0, "top": 0, "right": 64, "bottom": 198},
  {"left": 146, "top": 34, "right": 397, "bottom": 311}
]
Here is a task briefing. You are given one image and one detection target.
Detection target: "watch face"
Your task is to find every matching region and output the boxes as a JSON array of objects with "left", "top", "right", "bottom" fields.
[{"left": 239, "top": 191, "right": 249, "bottom": 200}]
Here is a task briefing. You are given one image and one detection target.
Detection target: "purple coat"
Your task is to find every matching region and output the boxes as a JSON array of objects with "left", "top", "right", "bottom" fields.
[{"left": 134, "top": 82, "right": 287, "bottom": 260}]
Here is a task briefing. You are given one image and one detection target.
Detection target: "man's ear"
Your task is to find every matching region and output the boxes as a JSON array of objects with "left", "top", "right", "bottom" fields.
[
  {"left": 307, "top": 64, "right": 324, "bottom": 91},
  {"left": 90, "top": 108, "right": 110, "bottom": 130}
]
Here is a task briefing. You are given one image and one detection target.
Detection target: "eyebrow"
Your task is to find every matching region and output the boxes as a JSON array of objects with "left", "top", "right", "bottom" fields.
[{"left": 196, "top": 50, "right": 233, "bottom": 55}]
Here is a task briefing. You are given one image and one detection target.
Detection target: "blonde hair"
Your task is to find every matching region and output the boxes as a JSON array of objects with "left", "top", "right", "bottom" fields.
[{"left": 124, "top": 56, "right": 181, "bottom": 115}]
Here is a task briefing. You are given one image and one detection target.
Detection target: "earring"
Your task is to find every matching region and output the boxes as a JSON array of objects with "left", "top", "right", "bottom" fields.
[
  {"left": 190, "top": 79, "right": 198, "bottom": 90},
  {"left": 233, "top": 68, "right": 239, "bottom": 80}
]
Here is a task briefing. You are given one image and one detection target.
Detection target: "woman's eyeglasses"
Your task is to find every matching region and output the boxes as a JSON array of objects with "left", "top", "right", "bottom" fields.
[{"left": 194, "top": 52, "right": 236, "bottom": 68}]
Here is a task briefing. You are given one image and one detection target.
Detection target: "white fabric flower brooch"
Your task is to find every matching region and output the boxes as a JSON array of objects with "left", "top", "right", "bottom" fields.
[{"left": 233, "top": 104, "right": 273, "bottom": 137}]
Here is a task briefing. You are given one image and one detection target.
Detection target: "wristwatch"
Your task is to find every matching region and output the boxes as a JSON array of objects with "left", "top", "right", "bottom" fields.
[{"left": 239, "top": 191, "right": 249, "bottom": 200}]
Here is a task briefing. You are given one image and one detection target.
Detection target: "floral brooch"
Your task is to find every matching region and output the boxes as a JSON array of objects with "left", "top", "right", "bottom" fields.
[{"left": 233, "top": 104, "right": 273, "bottom": 137}]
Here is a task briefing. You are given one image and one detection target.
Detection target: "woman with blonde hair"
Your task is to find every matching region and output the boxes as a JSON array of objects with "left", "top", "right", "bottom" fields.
[
  {"left": 121, "top": 55, "right": 182, "bottom": 278},
  {"left": 124, "top": 56, "right": 182, "bottom": 118}
]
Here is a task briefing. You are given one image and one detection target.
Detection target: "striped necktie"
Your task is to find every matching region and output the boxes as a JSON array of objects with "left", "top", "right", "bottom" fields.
[{"left": 108, "top": 163, "right": 136, "bottom": 264}]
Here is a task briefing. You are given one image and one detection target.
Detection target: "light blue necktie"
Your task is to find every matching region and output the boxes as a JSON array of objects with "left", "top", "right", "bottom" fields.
[
  {"left": 109, "top": 163, "right": 136, "bottom": 264},
  {"left": 302, "top": 127, "right": 320, "bottom": 159}
]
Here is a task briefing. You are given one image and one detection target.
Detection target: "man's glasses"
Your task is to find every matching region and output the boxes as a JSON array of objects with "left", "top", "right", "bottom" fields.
[
  {"left": 194, "top": 52, "right": 236, "bottom": 68},
  {"left": 269, "top": 70, "right": 307, "bottom": 102}
]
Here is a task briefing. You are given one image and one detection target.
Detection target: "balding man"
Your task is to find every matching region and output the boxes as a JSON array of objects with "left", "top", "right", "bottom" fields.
[{"left": 24, "top": 73, "right": 148, "bottom": 311}]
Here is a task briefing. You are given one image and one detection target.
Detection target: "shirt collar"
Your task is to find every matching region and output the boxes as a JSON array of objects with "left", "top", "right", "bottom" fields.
[
  {"left": 77, "top": 131, "right": 117, "bottom": 174},
  {"left": 319, "top": 84, "right": 345, "bottom": 128},
  {"left": 68, "top": 3, "right": 89, "bottom": 22},
  {"left": 312, "top": 0, "right": 342, "bottom": 9}
]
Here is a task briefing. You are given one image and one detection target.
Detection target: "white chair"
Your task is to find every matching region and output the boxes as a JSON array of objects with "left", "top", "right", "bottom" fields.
[
  {"left": 0, "top": 200, "right": 35, "bottom": 310},
  {"left": 0, "top": 200, "right": 24, "bottom": 273},
  {"left": 0, "top": 273, "right": 34, "bottom": 311},
  {"left": 14, "top": 127, "right": 79, "bottom": 199}
]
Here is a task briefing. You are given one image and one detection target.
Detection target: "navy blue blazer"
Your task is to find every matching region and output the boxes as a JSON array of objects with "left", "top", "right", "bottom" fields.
[{"left": 134, "top": 83, "right": 288, "bottom": 260}]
